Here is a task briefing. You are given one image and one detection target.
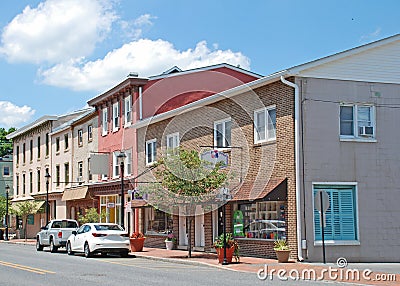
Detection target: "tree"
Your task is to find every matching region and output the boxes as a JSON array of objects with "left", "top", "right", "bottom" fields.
[
  {"left": 10, "top": 200, "right": 42, "bottom": 240},
  {"left": 0, "top": 127, "right": 16, "bottom": 157},
  {"left": 77, "top": 207, "right": 105, "bottom": 224},
  {"left": 0, "top": 196, "right": 9, "bottom": 227},
  {"left": 142, "top": 148, "right": 228, "bottom": 258}
]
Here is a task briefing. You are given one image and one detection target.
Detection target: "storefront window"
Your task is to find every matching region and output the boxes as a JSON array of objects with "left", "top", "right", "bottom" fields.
[
  {"left": 145, "top": 208, "right": 173, "bottom": 235},
  {"left": 239, "top": 201, "right": 286, "bottom": 240},
  {"left": 100, "top": 195, "right": 121, "bottom": 224}
]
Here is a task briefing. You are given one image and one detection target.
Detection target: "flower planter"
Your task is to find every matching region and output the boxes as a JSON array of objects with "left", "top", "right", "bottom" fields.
[
  {"left": 275, "top": 250, "right": 291, "bottom": 263},
  {"left": 165, "top": 240, "right": 174, "bottom": 250},
  {"left": 130, "top": 237, "right": 145, "bottom": 252},
  {"left": 216, "top": 246, "right": 235, "bottom": 263}
]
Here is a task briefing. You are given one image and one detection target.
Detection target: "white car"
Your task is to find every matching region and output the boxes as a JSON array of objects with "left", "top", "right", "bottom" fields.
[{"left": 66, "top": 223, "right": 130, "bottom": 258}]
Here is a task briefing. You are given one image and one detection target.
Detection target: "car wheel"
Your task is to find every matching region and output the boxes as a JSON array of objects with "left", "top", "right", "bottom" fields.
[
  {"left": 36, "top": 238, "right": 43, "bottom": 251},
  {"left": 49, "top": 238, "right": 58, "bottom": 253},
  {"left": 120, "top": 250, "right": 129, "bottom": 258},
  {"left": 66, "top": 242, "right": 74, "bottom": 256},
  {"left": 84, "top": 243, "right": 92, "bottom": 258}
]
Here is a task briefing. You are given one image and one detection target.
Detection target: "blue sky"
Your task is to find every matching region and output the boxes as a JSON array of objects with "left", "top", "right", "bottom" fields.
[{"left": 0, "top": 0, "right": 399, "bottom": 129}]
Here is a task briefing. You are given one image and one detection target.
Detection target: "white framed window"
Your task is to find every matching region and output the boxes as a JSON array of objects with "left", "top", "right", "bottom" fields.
[
  {"left": 124, "top": 96, "right": 132, "bottom": 126},
  {"left": 113, "top": 102, "right": 120, "bottom": 132},
  {"left": 146, "top": 139, "right": 157, "bottom": 165},
  {"left": 88, "top": 125, "right": 93, "bottom": 141},
  {"left": 214, "top": 118, "right": 231, "bottom": 148},
  {"left": 102, "top": 107, "right": 108, "bottom": 136},
  {"left": 113, "top": 151, "right": 120, "bottom": 178},
  {"left": 125, "top": 149, "right": 132, "bottom": 176},
  {"left": 166, "top": 132, "right": 179, "bottom": 150},
  {"left": 78, "top": 129, "right": 83, "bottom": 146},
  {"left": 78, "top": 161, "right": 83, "bottom": 179},
  {"left": 340, "top": 104, "right": 375, "bottom": 140},
  {"left": 313, "top": 183, "right": 359, "bottom": 245},
  {"left": 3, "top": 166, "right": 10, "bottom": 176},
  {"left": 254, "top": 106, "right": 276, "bottom": 143}
]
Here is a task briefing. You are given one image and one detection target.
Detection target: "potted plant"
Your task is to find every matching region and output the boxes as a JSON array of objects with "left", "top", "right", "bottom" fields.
[
  {"left": 130, "top": 232, "right": 146, "bottom": 252},
  {"left": 213, "top": 233, "right": 240, "bottom": 263},
  {"left": 164, "top": 232, "right": 176, "bottom": 250},
  {"left": 273, "top": 239, "right": 291, "bottom": 263}
]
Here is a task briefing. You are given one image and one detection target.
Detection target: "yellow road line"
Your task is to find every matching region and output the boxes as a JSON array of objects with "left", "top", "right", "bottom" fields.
[{"left": 0, "top": 260, "right": 55, "bottom": 275}]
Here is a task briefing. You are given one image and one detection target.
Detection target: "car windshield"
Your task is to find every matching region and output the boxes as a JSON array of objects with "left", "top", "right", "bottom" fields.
[
  {"left": 52, "top": 220, "right": 78, "bottom": 228},
  {"left": 94, "top": 224, "right": 123, "bottom": 231}
]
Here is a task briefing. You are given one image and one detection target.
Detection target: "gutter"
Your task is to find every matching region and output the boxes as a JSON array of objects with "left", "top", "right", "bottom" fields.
[{"left": 280, "top": 76, "right": 304, "bottom": 262}]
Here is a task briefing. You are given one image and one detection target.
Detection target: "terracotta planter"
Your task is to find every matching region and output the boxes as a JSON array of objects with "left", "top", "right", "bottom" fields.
[
  {"left": 130, "top": 237, "right": 145, "bottom": 252},
  {"left": 275, "top": 250, "right": 291, "bottom": 263},
  {"left": 165, "top": 240, "right": 174, "bottom": 250},
  {"left": 216, "top": 246, "right": 235, "bottom": 263}
]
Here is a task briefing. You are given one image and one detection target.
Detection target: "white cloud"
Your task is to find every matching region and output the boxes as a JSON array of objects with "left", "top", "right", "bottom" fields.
[
  {"left": 0, "top": 101, "right": 35, "bottom": 128},
  {"left": 39, "top": 39, "right": 251, "bottom": 92},
  {"left": 119, "top": 13, "right": 157, "bottom": 40},
  {"left": 360, "top": 28, "right": 382, "bottom": 42},
  {"left": 0, "top": 0, "right": 117, "bottom": 64}
]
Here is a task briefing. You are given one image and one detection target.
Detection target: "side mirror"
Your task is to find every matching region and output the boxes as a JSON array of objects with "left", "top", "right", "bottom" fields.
[{"left": 72, "top": 230, "right": 77, "bottom": 235}]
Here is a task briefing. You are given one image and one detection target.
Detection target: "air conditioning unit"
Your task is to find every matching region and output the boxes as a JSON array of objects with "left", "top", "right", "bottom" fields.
[{"left": 359, "top": 126, "right": 374, "bottom": 136}]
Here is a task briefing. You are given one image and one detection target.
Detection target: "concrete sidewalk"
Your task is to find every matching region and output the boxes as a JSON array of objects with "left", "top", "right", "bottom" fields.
[{"left": 2, "top": 239, "right": 399, "bottom": 285}]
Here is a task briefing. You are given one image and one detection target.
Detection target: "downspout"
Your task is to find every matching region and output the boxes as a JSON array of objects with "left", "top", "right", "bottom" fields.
[
  {"left": 280, "top": 76, "right": 304, "bottom": 262},
  {"left": 139, "top": 86, "right": 143, "bottom": 120}
]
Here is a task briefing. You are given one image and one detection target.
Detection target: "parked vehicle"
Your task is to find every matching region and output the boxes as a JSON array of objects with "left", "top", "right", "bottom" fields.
[
  {"left": 36, "top": 219, "right": 79, "bottom": 252},
  {"left": 66, "top": 223, "right": 130, "bottom": 258}
]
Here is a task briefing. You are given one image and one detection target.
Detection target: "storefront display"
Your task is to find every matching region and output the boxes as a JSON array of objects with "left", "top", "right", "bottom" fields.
[
  {"left": 144, "top": 208, "right": 173, "bottom": 235},
  {"left": 239, "top": 201, "right": 286, "bottom": 240}
]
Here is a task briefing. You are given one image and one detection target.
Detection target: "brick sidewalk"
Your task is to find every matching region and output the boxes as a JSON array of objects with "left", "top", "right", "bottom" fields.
[{"left": 2, "top": 239, "right": 399, "bottom": 285}]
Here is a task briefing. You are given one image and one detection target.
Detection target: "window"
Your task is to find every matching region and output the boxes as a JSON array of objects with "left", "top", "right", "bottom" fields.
[
  {"left": 214, "top": 119, "right": 231, "bottom": 148},
  {"left": 254, "top": 106, "right": 276, "bottom": 143},
  {"left": 23, "top": 143, "right": 26, "bottom": 163},
  {"left": 29, "top": 172, "right": 33, "bottom": 193},
  {"left": 56, "top": 165, "right": 60, "bottom": 187},
  {"left": 30, "top": 140, "right": 33, "bottom": 162},
  {"left": 87, "top": 158, "right": 92, "bottom": 181},
  {"left": 102, "top": 107, "right": 108, "bottom": 136},
  {"left": 3, "top": 166, "right": 10, "bottom": 176},
  {"left": 64, "top": 134, "right": 69, "bottom": 150},
  {"left": 37, "top": 137, "right": 41, "bottom": 159},
  {"left": 16, "top": 175, "right": 19, "bottom": 196},
  {"left": 16, "top": 146, "right": 20, "bottom": 164},
  {"left": 37, "top": 170, "right": 41, "bottom": 193},
  {"left": 78, "top": 129, "right": 83, "bottom": 146},
  {"left": 88, "top": 125, "right": 93, "bottom": 141},
  {"left": 64, "top": 163, "right": 69, "bottom": 185},
  {"left": 56, "top": 137, "right": 60, "bottom": 153},
  {"left": 46, "top": 133, "right": 50, "bottom": 156},
  {"left": 166, "top": 133, "right": 179, "bottom": 151},
  {"left": 145, "top": 208, "right": 173, "bottom": 234},
  {"left": 124, "top": 96, "right": 132, "bottom": 126},
  {"left": 22, "top": 174, "right": 26, "bottom": 195},
  {"left": 113, "top": 152, "right": 120, "bottom": 178},
  {"left": 313, "top": 184, "right": 358, "bottom": 242},
  {"left": 340, "top": 105, "right": 375, "bottom": 139},
  {"left": 78, "top": 162, "right": 83, "bottom": 181},
  {"left": 146, "top": 139, "right": 157, "bottom": 165},
  {"left": 113, "top": 102, "right": 120, "bottom": 131},
  {"left": 125, "top": 149, "right": 132, "bottom": 176}
]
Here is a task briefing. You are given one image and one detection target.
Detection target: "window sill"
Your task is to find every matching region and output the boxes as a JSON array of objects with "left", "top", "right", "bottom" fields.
[
  {"left": 124, "top": 122, "right": 132, "bottom": 128},
  {"left": 101, "top": 132, "right": 108, "bottom": 137},
  {"left": 340, "top": 137, "right": 377, "bottom": 143},
  {"left": 253, "top": 139, "right": 276, "bottom": 147},
  {"left": 146, "top": 162, "right": 156, "bottom": 167},
  {"left": 314, "top": 240, "right": 360, "bottom": 246},
  {"left": 113, "top": 127, "right": 119, "bottom": 133}
]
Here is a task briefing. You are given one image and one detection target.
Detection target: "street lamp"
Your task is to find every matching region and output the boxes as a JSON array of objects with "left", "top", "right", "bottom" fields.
[
  {"left": 217, "top": 187, "right": 232, "bottom": 265},
  {"left": 45, "top": 172, "right": 51, "bottom": 225},
  {"left": 5, "top": 184, "right": 10, "bottom": 241},
  {"left": 117, "top": 151, "right": 126, "bottom": 229}
]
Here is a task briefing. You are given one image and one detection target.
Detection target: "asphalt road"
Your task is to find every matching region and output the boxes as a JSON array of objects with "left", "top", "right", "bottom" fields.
[{"left": 0, "top": 243, "right": 353, "bottom": 286}]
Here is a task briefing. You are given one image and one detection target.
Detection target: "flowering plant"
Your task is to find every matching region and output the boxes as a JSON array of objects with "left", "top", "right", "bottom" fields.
[
  {"left": 165, "top": 232, "right": 176, "bottom": 242},
  {"left": 130, "top": 232, "right": 145, "bottom": 239}
]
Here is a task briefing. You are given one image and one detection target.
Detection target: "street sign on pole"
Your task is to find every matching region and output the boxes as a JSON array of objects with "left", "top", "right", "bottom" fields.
[{"left": 314, "top": 190, "right": 329, "bottom": 264}]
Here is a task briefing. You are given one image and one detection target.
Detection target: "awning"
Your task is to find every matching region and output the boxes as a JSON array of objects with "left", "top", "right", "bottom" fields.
[
  {"left": 11, "top": 200, "right": 45, "bottom": 213},
  {"left": 11, "top": 195, "right": 34, "bottom": 202},
  {"left": 62, "top": 186, "right": 88, "bottom": 201},
  {"left": 130, "top": 200, "right": 147, "bottom": 208},
  {"left": 231, "top": 178, "right": 287, "bottom": 202}
]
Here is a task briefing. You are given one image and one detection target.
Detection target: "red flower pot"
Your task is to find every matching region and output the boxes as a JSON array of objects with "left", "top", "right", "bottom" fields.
[
  {"left": 130, "top": 237, "right": 145, "bottom": 252},
  {"left": 216, "top": 246, "right": 235, "bottom": 263}
]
